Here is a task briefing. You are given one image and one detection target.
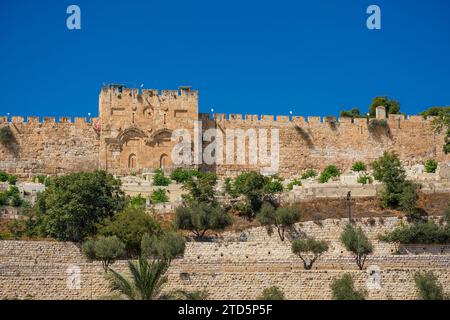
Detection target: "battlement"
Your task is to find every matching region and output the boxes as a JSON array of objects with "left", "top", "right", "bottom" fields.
[
  {"left": 209, "top": 113, "right": 434, "bottom": 127},
  {"left": 100, "top": 84, "right": 199, "bottom": 100},
  {"left": 0, "top": 116, "right": 97, "bottom": 128}
]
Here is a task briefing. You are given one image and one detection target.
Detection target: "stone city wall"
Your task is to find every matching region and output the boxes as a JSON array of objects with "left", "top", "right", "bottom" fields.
[{"left": 0, "top": 117, "right": 99, "bottom": 179}]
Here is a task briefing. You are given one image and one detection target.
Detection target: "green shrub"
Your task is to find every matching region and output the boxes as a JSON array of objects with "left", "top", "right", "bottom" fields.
[
  {"left": 256, "top": 203, "right": 300, "bottom": 241},
  {"left": 152, "top": 169, "right": 171, "bottom": 186},
  {"left": 170, "top": 168, "right": 199, "bottom": 183},
  {"left": 258, "top": 286, "right": 285, "bottom": 300},
  {"left": 151, "top": 189, "right": 169, "bottom": 203},
  {"left": 357, "top": 175, "right": 373, "bottom": 185},
  {"left": 301, "top": 169, "right": 317, "bottom": 180},
  {"left": 141, "top": 230, "right": 185, "bottom": 261},
  {"left": 291, "top": 237, "right": 329, "bottom": 269},
  {"left": 424, "top": 160, "right": 438, "bottom": 173},
  {"left": 287, "top": 179, "right": 302, "bottom": 190},
  {"left": 0, "top": 171, "right": 17, "bottom": 185},
  {"left": 0, "top": 171, "right": 9, "bottom": 182},
  {"left": 414, "top": 272, "right": 445, "bottom": 300},
  {"left": 0, "top": 192, "right": 9, "bottom": 206},
  {"left": 128, "top": 194, "right": 147, "bottom": 208},
  {"left": 182, "top": 171, "right": 218, "bottom": 205},
  {"left": 175, "top": 202, "right": 232, "bottom": 238},
  {"left": 352, "top": 161, "right": 367, "bottom": 172},
  {"left": 372, "top": 152, "right": 419, "bottom": 216},
  {"left": 340, "top": 108, "right": 364, "bottom": 119},
  {"left": 331, "top": 273, "right": 366, "bottom": 300},
  {"left": 229, "top": 172, "right": 283, "bottom": 218},
  {"left": 98, "top": 206, "right": 161, "bottom": 256},
  {"left": 82, "top": 236, "right": 125, "bottom": 272},
  {"left": 340, "top": 224, "right": 373, "bottom": 270},
  {"left": 379, "top": 221, "right": 450, "bottom": 244},
  {"left": 33, "top": 175, "right": 48, "bottom": 185},
  {"left": 319, "top": 165, "right": 340, "bottom": 183}
]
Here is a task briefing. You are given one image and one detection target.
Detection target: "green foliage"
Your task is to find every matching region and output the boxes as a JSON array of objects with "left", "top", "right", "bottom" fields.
[
  {"left": 398, "top": 182, "right": 420, "bottom": 220},
  {"left": 0, "top": 126, "right": 14, "bottom": 144},
  {"left": 152, "top": 169, "right": 171, "bottom": 186},
  {"left": 33, "top": 175, "right": 48, "bottom": 185},
  {"left": 151, "top": 188, "right": 168, "bottom": 203},
  {"left": 170, "top": 168, "right": 200, "bottom": 183},
  {"left": 287, "top": 179, "right": 302, "bottom": 190},
  {"left": 420, "top": 106, "right": 450, "bottom": 117},
  {"left": 226, "top": 172, "right": 283, "bottom": 218},
  {"left": 414, "top": 272, "right": 445, "bottom": 300},
  {"left": 371, "top": 152, "right": 419, "bottom": 218},
  {"left": 379, "top": 221, "right": 450, "bottom": 244},
  {"left": 0, "top": 171, "right": 17, "bottom": 185},
  {"left": 426, "top": 107, "right": 450, "bottom": 154},
  {"left": 128, "top": 194, "right": 146, "bottom": 208},
  {"left": 291, "top": 237, "right": 329, "bottom": 269},
  {"left": 0, "top": 185, "right": 23, "bottom": 207},
  {"left": 256, "top": 202, "right": 300, "bottom": 241},
  {"left": 174, "top": 202, "right": 232, "bottom": 238},
  {"left": 318, "top": 165, "right": 340, "bottom": 183},
  {"left": 301, "top": 169, "right": 317, "bottom": 180},
  {"left": 98, "top": 206, "right": 161, "bottom": 256},
  {"left": 352, "top": 161, "right": 367, "bottom": 172},
  {"left": 141, "top": 230, "right": 185, "bottom": 261},
  {"left": 109, "top": 257, "right": 168, "bottom": 300},
  {"left": 182, "top": 172, "right": 218, "bottom": 205},
  {"left": 340, "top": 224, "right": 373, "bottom": 270},
  {"left": 424, "top": 160, "right": 438, "bottom": 173},
  {"left": 331, "top": 273, "right": 367, "bottom": 300},
  {"left": 369, "top": 96, "right": 400, "bottom": 117},
  {"left": 357, "top": 175, "right": 373, "bottom": 185},
  {"left": 6, "top": 219, "right": 27, "bottom": 239},
  {"left": 82, "top": 236, "right": 125, "bottom": 272},
  {"left": 340, "top": 108, "right": 364, "bottom": 118},
  {"left": 29, "top": 171, "right": 124, "bottom": 242},
  {"left": 258, "top": 286, "right": 286, "bottom": 300}
]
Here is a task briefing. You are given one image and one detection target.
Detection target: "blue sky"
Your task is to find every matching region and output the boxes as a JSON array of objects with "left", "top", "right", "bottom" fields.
[{"left": 0, "top": 0, "right": 449, "bottom": 118}]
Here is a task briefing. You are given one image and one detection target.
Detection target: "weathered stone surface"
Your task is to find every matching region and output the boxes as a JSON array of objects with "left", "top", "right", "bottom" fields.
[
  {"left": 1, "top": 217, "right": 448, "bottom": 300},
  {"left": 1, "top": 86, "right": 449, "bottom": 178}
]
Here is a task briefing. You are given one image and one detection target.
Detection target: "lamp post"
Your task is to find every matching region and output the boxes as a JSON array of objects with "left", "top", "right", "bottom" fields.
[{"left": 346, "top": 191, "right": 352, "bottom": 222}]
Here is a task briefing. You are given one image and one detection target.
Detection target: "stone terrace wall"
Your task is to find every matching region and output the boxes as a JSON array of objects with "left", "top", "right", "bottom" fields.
[
  {"left": 0, "top": 217, "right": 449, "bottom": 300},
  {"left": 0, "top": 117, "right": 99, "bottom": 179}
]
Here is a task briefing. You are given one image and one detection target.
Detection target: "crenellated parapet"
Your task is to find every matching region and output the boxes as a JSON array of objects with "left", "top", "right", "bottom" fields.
[
  {"left": 1, "top": 116, "right": 98, "bottom": 128},
  {"left": 209, "top": 112, "right": 435, "bottom": 128}
]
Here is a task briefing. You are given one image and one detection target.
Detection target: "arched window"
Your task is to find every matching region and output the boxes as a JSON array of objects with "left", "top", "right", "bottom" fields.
[
  {"left": 160, "top": 154, "right": 168, "bottom": 169},
  {"left": 128, "top": 154, "right": 137, "bottom": 169}
]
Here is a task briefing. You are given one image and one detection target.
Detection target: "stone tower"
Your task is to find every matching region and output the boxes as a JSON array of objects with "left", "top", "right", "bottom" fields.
[{"left": 98, "top": 84, "right": 198, "bottom": 174}]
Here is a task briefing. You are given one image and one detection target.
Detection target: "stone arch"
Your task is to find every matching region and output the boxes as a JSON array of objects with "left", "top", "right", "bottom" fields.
[
  {"left": 160, "top": 154, "right": 168, "bottom": 169},
  {"left": 128, "top": 153, "right": 137, "bottom": 169},
  {"left": 116, "top": 127, "right": 148, "bottom": 147}
]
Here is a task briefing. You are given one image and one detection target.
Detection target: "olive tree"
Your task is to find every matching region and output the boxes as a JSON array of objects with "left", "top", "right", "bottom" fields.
[
  {"left": 82, "top": 236, "right": 125, "bottom": 272},
  {"left": 256, "top": 202, "right": 300, "bottom": 241},
  {"left": 141, "top": 230, "right": 186, "bottom": 262},
  {"left": 174, "top": 202, "right": 232, "bottom": 239},
  {"left": 340, "top": 224, "right": 373, "bottom": 270},
  {"left": 291, "top": 237, "right": 329, "bottom": 269}
]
